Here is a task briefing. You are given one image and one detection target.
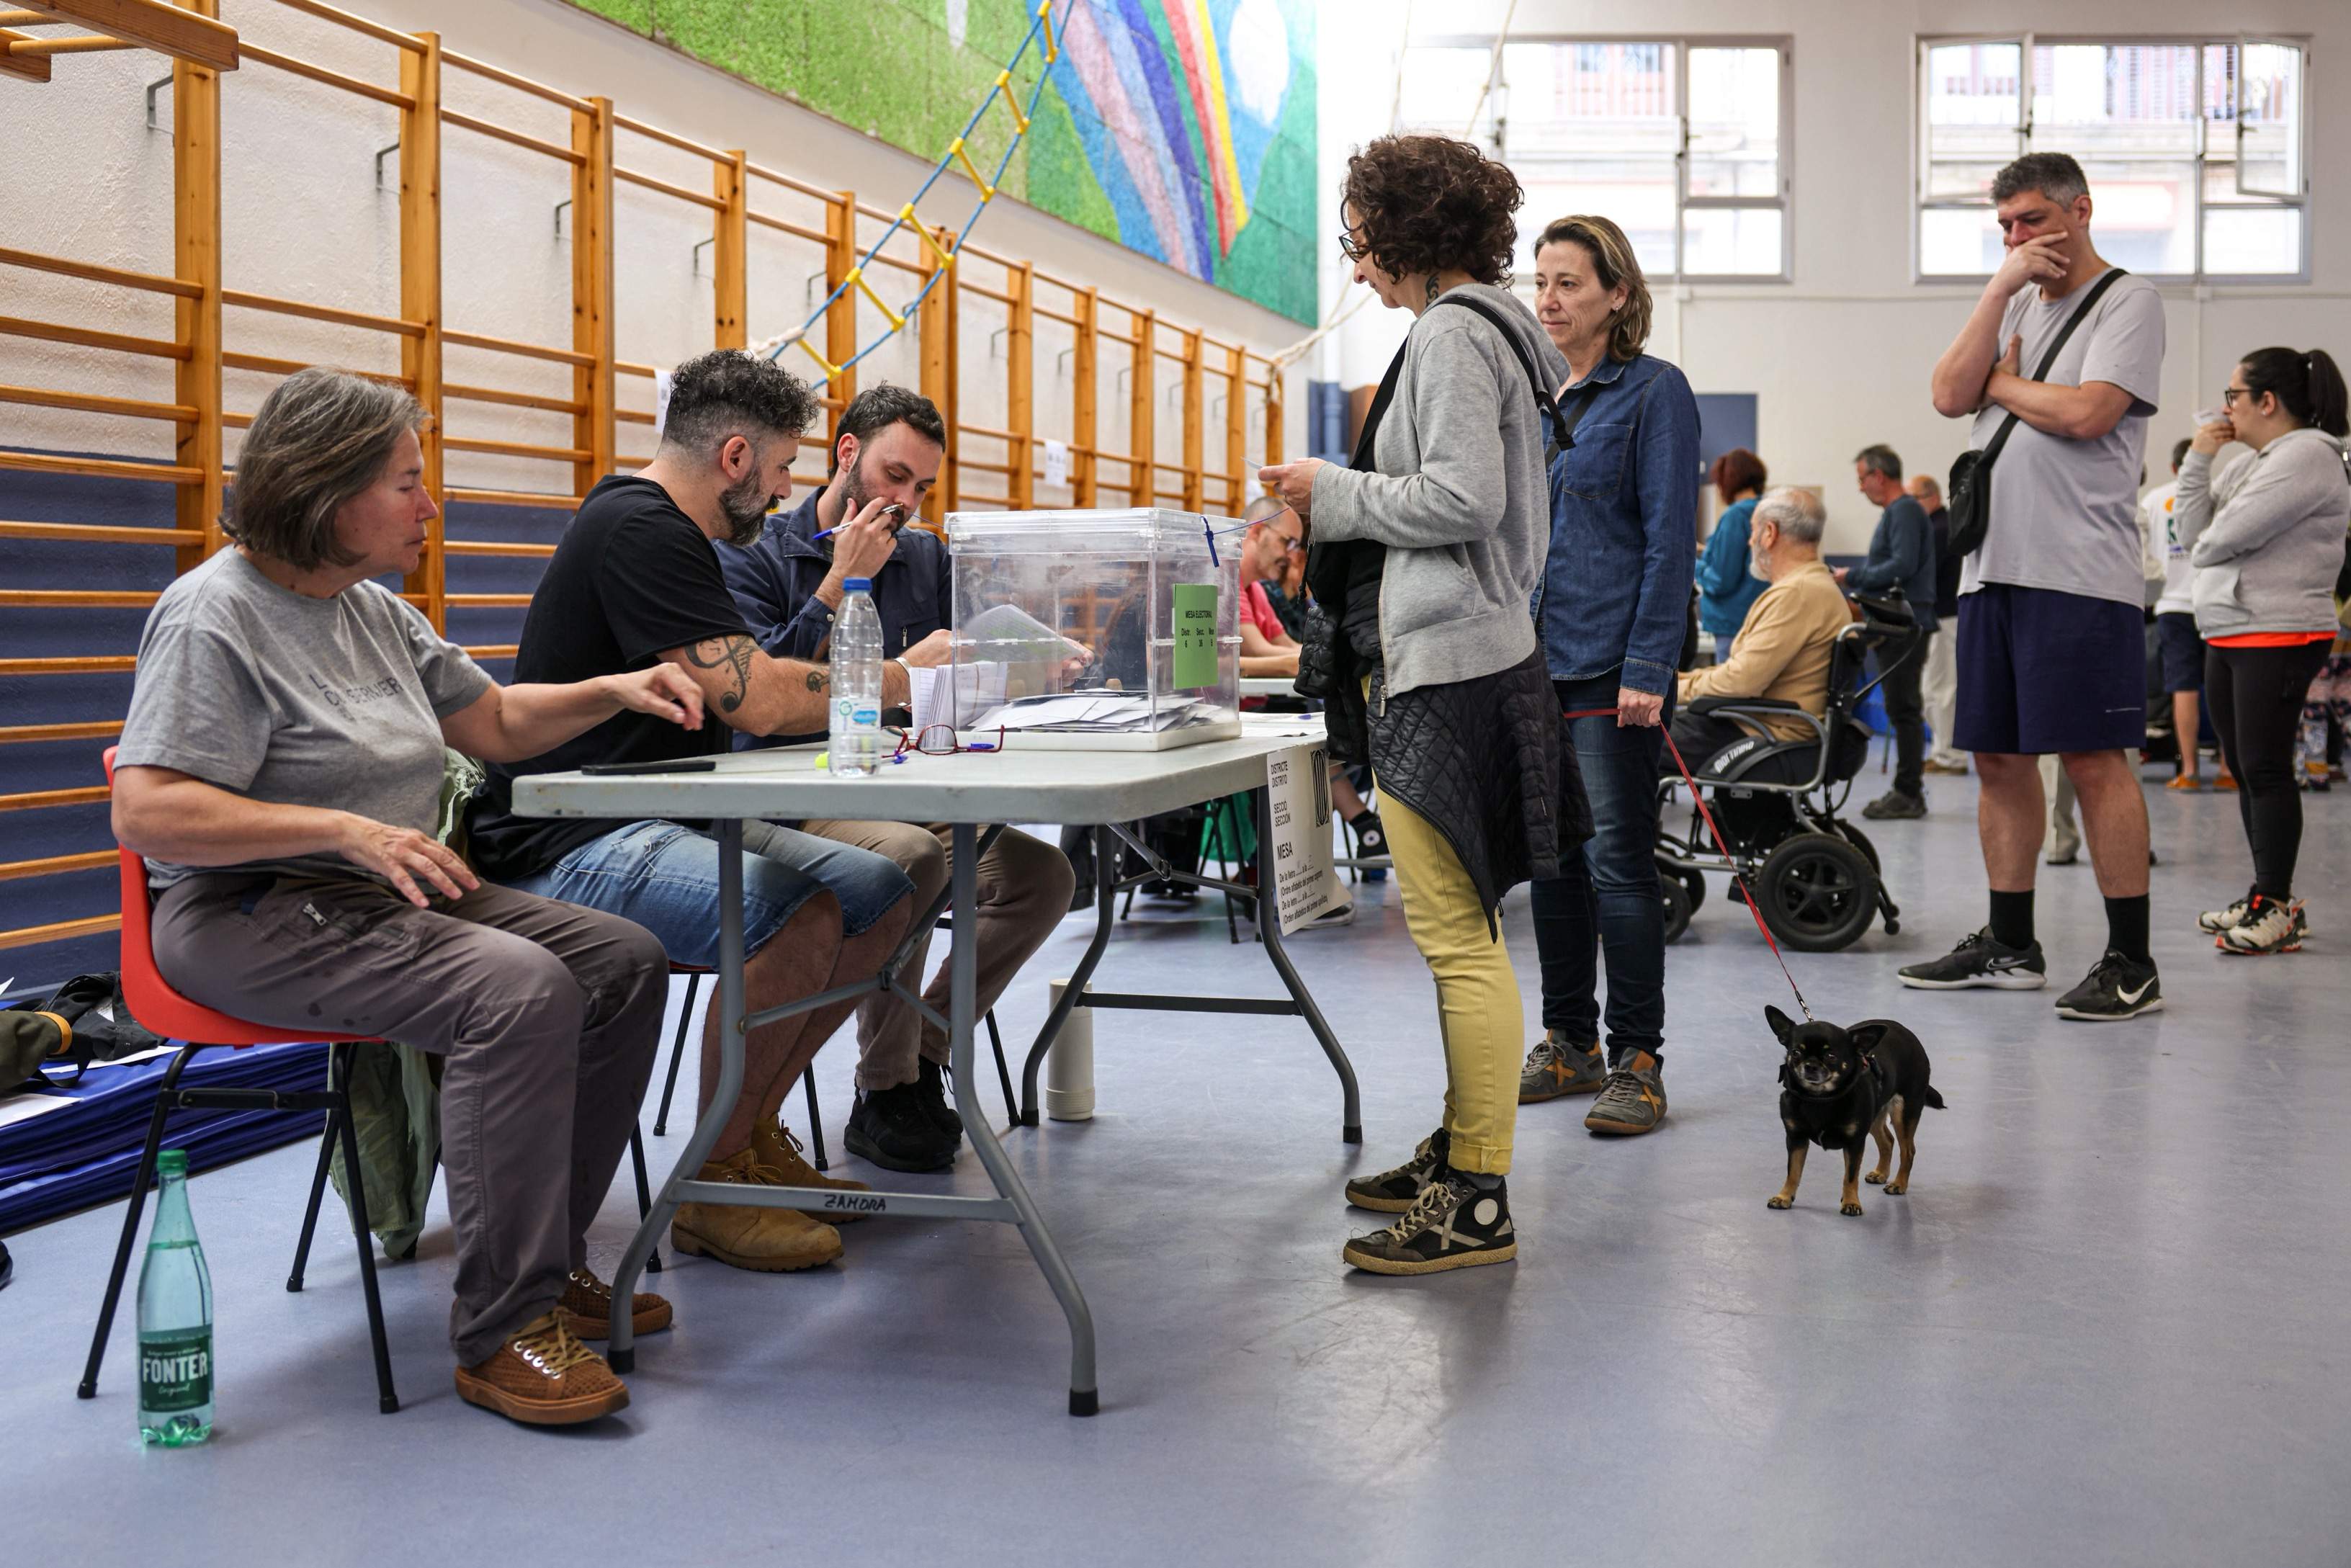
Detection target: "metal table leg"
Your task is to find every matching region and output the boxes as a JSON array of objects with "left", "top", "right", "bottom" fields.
[
  {"left": 607, "top": 818, "right": 747, "bottom": 1376},
  {"left": 1019, "top": 823, "right": 1116, "bottom": 1126},
  {"left": 948, "top": 824, "right": 1098, "bottom": 1415},
  {"left": 1253, "top": 785, "right": 1361, "bottom": 1142}
]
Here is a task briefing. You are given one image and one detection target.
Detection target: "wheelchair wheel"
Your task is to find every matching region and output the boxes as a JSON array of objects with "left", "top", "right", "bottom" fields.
[
  {"left": 1660, "top": 874, "right": 1692, "bottom": 945},
  {"left": 1755, "top": 833, "right": 1877, "bottom": 952},
  {"left": 1675, "top": 866, "right": 1706, "bottom": 913}
]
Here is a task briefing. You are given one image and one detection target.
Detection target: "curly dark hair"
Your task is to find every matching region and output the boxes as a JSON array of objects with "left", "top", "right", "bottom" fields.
[
  {"left": 658, "top": 349, "right": 821, "bottom": 457},
  {"left": 1340, "top": 135, "right": 1522, "bottom": 287}
]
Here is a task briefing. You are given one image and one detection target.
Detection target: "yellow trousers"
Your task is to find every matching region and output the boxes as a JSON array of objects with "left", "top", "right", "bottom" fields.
[{"left": 1377, "top": 784, "right": 1523, "bottom": 1175}]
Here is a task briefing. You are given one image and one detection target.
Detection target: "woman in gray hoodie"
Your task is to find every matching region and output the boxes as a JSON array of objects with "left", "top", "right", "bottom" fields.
[
  {"left": 1260, "top": 134, "right": 1585, "bottom": 1277},
  {"left": 2174, "top": 346, "right": 2351, "bottom": 954}
]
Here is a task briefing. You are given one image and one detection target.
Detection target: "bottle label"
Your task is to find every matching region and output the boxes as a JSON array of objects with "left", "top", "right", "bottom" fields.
[
  {"left": 835, "top": 696, "right": 879, "bottom": 730},
  {"left": 140, "top": 1330, "right": 212, "bottom": 1412}
]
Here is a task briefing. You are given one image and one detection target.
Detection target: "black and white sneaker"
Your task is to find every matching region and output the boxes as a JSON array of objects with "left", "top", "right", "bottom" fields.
[
  {"left": 1344, "top": 1128, "right": 1446, "bottom": 1214},
  {"left": 2054, "top": 950, "right": 2164, "bottom": 1021},
  {"left": 1898, "top": 927, "right": 2048, "bottom": 990},
  {"left": 1343, "top": 1170, "right": 1517, "bottom": 1276}
]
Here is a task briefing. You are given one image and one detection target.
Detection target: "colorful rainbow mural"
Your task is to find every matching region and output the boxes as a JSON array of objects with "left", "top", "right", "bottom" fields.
[{"left": 557, "top": 0, "right": 1318, "bottom": 324}]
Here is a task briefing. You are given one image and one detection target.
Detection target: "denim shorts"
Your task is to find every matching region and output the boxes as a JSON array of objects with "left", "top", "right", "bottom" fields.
[
  {"left": 496, "top": 818, "right": 913, "bottom": 969},
  {"left": 2156, "top": 612, "right": 2206, "bottom": 694}
]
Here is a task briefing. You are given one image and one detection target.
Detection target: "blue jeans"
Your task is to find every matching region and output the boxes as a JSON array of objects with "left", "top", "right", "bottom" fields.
[
  {"left": 497, "top": 818, "right": 913, "bottom": 970},
  {"left": 1529, "top": 668, "right": 1671, "bottom": 1062}
]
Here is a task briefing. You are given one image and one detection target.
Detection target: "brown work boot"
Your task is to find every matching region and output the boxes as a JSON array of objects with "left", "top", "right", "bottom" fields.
[
  {"left": 454, "top": 1312, "right": 630, "bottom": 1426},
  {"left": 557, "top": 1267, "right": 673, "bottom": 1340},
  {"left": 671, "top": 1146, "right": 845, "bottom": 1272},
  {"left": 751, "top": 1118, "right": 873, "bottom": 1224}
]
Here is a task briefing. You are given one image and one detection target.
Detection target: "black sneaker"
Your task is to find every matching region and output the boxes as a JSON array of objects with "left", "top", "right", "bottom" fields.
[
  {"left": 915, "top": 1056, "right": 964, "bottom": 1142},
  {"left": 1898, "top": 927, "right": 2048, "bottom": 990},
  {"left": 1342, "top": 1170, "right": 1517, "bottom": 1276},
  {"left": 844, "top": 1081, "right": 959, "bottom": 1172},
  {"left": 1344, "top": 1128, "right": 1446, "bottom": 1214},
  {"left": 2054, "top": 950, "right": 2164, "bottom": 1021},
  {"left": 1348, "top": 809, "right": 1389, "bottom": 859},
  {"left": 1862, "top": 789, "right": 1927, "bottom": 820}
]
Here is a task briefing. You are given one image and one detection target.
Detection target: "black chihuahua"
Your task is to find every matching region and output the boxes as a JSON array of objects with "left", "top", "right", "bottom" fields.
[{"left": 1765, "top": 1005, "right": 1945, "bottom": 1217}]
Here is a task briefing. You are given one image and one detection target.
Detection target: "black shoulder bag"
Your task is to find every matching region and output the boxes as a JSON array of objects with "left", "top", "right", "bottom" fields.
[
  {"left": 1945, "top": 267, "right": 2128, "bottom": 560},
  {"left": 1428, "top": 290, "right": 1604, "bottom": 457}
]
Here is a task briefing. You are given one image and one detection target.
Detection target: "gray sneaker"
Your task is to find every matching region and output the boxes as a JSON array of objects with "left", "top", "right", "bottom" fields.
[
  {"left": 1585, "top": 1050, "right": 1667, "bottom": 1136},
  {"left": 1519, "top": 1033, "right": 1603, "bottom": 1103}
]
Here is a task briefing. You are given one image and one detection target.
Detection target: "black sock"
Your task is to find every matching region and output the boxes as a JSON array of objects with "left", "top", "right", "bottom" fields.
[
  {"left": 1456, "top": 1168, "right": 1503, "bottom": 1191},
  {"left": 1988, "top": 889, "right": 2034, "bottom": 950},
  {"left": 2104, "top": 894, "right": 2151, "bottom": 965}
]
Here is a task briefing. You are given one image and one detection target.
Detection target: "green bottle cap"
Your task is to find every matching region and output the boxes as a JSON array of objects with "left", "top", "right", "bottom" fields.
[{"left": 157, "top": 1149, "right": 188, "bottom": 1176}]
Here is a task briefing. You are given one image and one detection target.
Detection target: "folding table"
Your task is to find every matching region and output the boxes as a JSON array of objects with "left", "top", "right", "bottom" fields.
[{"left": 511, "top": 720, "right": 1359, "bottom": 1416}]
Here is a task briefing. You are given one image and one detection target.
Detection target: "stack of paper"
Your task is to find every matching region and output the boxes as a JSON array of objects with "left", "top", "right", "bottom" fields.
[{"left": 967, "top": 691, "right": 1227, "bottom": 733}]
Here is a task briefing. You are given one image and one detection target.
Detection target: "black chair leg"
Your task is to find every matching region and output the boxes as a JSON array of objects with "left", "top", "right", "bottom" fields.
[
  {"left": 629, "top": 1126, "right": 663, "bottom": 1274},
  {"left": 802, "top": 1067, "right": 827, "bottom": 1170},
  {"left": 651, "top": 972, "right": 701, "bottom": 1137},
  {"left": 986, "top": 1011, "right": 1017, "bottom": 1128},
  {"left": 79, "top": 1044, "right": 201, "bottom": 1399},
  {"left": 329, "top": 1047, "right": 398, "bottom": 1415},
  {"left": 288, "top": 1097, "right": 339, "bottom": 1293}
]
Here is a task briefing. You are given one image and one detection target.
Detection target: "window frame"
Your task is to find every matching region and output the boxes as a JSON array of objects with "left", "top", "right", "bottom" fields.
[
  {"left": 1912, "top": 32, "right": 2314, "bottom": 286},
  {"left": 1412, "top": 32, "right": 1796, "bottom": 285}
]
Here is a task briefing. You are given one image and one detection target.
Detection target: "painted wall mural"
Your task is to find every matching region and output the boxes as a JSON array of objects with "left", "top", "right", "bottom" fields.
[{"left": 563, "top": 0, "right": 1319, "bottom": 323}]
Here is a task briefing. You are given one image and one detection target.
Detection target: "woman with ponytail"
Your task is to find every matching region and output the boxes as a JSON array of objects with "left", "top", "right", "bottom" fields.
[{"left": 2175, "top": 346, "right": 2351, "bottom": 954}]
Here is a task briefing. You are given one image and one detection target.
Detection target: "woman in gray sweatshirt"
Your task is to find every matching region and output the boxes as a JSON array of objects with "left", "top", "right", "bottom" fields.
[
  {"left": 1259, "top": 134, "right": 1586, "bottom": 1278},
  {"left": 2173, "top": 346, "right": 2351, "bottom": 953}
]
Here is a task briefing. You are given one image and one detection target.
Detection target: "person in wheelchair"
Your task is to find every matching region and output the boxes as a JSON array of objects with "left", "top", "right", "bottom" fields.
[
  {"left": 1671, "top": 488, "right": 1855, "bottom": 771},
  {"left": 1661, "top": 488, "right": 1917, "bottom": 951}
]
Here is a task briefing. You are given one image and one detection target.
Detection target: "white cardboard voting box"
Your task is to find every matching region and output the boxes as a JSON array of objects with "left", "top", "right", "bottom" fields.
[{"left": 942, "top": 507, "right": 1242, "bottom": 751}]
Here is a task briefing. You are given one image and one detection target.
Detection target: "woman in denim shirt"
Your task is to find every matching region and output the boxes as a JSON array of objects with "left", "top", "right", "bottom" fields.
[
  {"left": 1693, "top": 447, "right": 1770, "bottom": 648},
  {"left": 1518, "top": 215, "right": 1700, "bottom": 1135}
]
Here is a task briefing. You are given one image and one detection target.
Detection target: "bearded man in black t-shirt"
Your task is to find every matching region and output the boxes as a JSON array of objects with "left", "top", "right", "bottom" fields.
[{"left": 469, "top": 350, "right": 939, "bottom": 1275}]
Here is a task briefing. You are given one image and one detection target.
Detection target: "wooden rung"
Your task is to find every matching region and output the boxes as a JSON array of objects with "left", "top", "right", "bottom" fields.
[
  {"left": 439, "top": 48, "right": 585, "bottom": 109},
  {"left": 239, "top": 44, "right": 409, "bottom": 108},
  {"left": 443, "top": 380, "right": 586, "bottom": 416},
  {"left": 0, "top": 245, "right": 200, "bottom": 299},
  {"left": 0, "top": 383, "right": 196, "bottom": 423},
  {"left": 441, "top": 539, "right": 556, "bottom": 557},
  {"left": 222, "top": 350, "right": 408, "bottom": 385},
  {"left": 0, "top": 450, "right": 200, "bottom": 485},
  {"left": 442, "top": 593, "right": 534, "bottom": 607},
  {"left": 268, "top": 0, "right": 422, "bottom": 53},
  {"left": 0, "top": 655, "right": 136, "bottom": 676},
  {"left": 0, "top": 588, "right": 161, "bottom": 607},
  {"left": 444, "top": 435, "right": 591, "bottom": 462},
  {"left": 0, "top": 313, "right": 188, "bottom": 361},
  {"left": 0, "top": 720, "right": 125, "bottom": 745},
  {"left": 0, "top": 914, "right": 120, "bottom": 952},
  {"left": 5, "top": 0, "right": 235, "bottom": 70},
  {"left": 442, "top": 487, "right": 585, "bottom": 509},
  {"left": 7, "top": 32, "right": 136, "bottom": 53},
  {"left": 223, "top": 288, "right": 425, "bottom": 338},
  {"left": 460, "top": 645, "right": 520, "bottom": 659},
  {"left": 444, "top": 328, "right": 594, "bottom": 369},
  {"left": 0, "top": 849, "right": 117, "bottom": 882},
  {"left": 0, "top": 27, "right": 50, "bottom": 78},
  {"left": 0, "top": 784, "right": 112, "bottom": 812},
  {"left": 0, "top": 520, "right": 201, "bottom": 546},
  {"left": 442, "top": 109, "right": 584, "bottom": 166},
  {"left": 614, "top": 164, "right": 724, "bottom": 211},
  {"left": 615, "top": 408, "right": 655, "bottom": 424}
]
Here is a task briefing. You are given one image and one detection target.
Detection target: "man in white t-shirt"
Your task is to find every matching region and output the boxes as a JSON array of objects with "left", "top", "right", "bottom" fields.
[{"left": 1903, "top": 152, "right": 2168, "bottom": 1022}]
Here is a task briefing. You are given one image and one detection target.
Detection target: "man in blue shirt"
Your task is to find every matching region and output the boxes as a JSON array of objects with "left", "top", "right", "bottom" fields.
[
  {"left": 1840, "top": 444, "right": 1938, "bottom": 819},
  {"left": 720, "top": 385, "right": 1073, "bottom": 1175}
]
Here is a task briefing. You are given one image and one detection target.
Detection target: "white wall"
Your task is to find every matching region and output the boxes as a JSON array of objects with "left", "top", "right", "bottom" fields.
[
  {"left": 1319, "top": 0, "right": 2351, "bottom": 552},
  {"left": 0, "top": 0, "right": 1316, "bottom": 504}
]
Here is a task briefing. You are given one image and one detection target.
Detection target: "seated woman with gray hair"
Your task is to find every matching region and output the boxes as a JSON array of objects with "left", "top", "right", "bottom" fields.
[
  {"left": 1670, "top": 486, "right": 1857, "bottom": 767},
  {"left": 112, "top": 367, "right": 700, "bottom": 1428}
]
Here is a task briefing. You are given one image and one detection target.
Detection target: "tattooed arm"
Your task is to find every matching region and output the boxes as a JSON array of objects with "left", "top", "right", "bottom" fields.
[{"left": 656, "top": 634, "right": 912, "bottom": 736}]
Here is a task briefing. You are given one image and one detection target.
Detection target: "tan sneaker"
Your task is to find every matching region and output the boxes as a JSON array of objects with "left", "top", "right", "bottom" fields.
[
  {"left": 557, "top": 1267, "right": 672, "bottom": 1340},
  {"left": 751, "top": 1118, "right": 873, "bottom": 1223},
  {"left": 455, "top": 1312, "right": 630, "bottom": 1426},
  {"left": 671, "top": 1146, "right": 845, "bottom": 1272}
]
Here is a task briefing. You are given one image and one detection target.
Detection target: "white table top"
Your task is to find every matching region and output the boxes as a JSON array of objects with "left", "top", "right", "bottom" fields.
[
  {"left": 512, "top": 715, "right": 1329, "bottom": 826},
  {"left": 1239, "top": 676, "right": 1302, "bottom": 698}
]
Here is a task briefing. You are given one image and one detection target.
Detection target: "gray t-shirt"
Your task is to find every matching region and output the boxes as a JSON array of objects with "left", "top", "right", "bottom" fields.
[
  {"left": 117, "top": 549, "right": 492, "bottom": 889},
  {"left": 1961, "top": 271, "right": 2165, "bottom": 607}
]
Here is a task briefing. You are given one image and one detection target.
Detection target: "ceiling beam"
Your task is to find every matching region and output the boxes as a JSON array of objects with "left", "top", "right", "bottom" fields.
[{"left": 6, "top": 0, "right": 234, "bottom": 70}]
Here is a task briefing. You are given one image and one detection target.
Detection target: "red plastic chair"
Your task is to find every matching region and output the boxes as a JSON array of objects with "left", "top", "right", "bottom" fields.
[{"left": 79, "top": 748, "right": 398, "bottom": 1414}]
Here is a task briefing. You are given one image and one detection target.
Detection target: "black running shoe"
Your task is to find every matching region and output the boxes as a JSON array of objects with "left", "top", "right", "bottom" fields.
[
  {"left": 1862, "top": 789, "right": 1927, "bottom": 820},
  {"left": 2054, "top": 949, "right": 2164, "bottom": 1021},
  {"left": 1342, "top": 1170, "right": 1517, "bottom": 1276},
  {"left": 1898, "top": 927, "right": 2048, "bottom": 990},
  {"left": 915, "top": 1056, "right": 964, "bottom": 1141},
  {"left": 1345, "top": 1128, "right": 1446, "bottom": 1214},
  {"left": 844, "top": 1081, "right": 959, "bottom": 1172}
]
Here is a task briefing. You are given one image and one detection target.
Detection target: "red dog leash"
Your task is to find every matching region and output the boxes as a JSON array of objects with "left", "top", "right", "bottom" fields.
[{"left": 1562, "top": 705, "right": 1816, "bottom": 1023}]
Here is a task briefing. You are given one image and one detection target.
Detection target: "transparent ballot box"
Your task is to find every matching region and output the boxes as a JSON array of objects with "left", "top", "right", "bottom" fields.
[{"left": 941, "top": 507, "right": 1242, "bottom": 751}]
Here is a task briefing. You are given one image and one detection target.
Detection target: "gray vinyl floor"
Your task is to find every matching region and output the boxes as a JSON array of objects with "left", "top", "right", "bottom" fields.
[{"left": 6, "top": 768, "right": 2348, "bottom": 1567}]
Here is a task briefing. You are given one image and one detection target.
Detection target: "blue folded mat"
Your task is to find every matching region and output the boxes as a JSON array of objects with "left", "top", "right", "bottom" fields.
[{"left": 0, "top": 1040, "right": 328, "bottom": 1233}]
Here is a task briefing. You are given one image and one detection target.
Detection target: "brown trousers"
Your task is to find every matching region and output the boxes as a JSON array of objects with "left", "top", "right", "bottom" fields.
[
  {"left": 151, "top": 872, "right": 667, "bottom": 1366},
  {"left": 796, "top": 822, "right": 1075, "bottom": 1090}
]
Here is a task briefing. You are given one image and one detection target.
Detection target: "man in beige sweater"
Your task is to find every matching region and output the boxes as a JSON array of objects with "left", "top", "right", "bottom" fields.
[{"left": 1672, "top": 487, "right": 1855, "bottom": 766}]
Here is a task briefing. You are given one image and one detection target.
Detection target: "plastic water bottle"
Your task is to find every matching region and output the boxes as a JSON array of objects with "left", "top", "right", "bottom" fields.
[
  {"left": 137, "top": 1148, "right": 215, "bottom": 1446},
  {"left": 829, "top": 577, "right": 885, "bottom": 776}
]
